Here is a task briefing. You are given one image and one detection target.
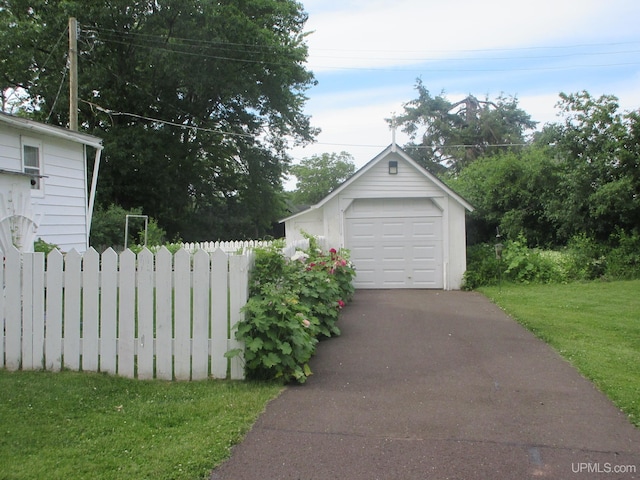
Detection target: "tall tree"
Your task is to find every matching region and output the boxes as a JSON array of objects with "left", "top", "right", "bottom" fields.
[
  {"left": 392, "top": 79, "right": 537, "bottom": 173},
  {"left": 0, "top": 0, "right": 317, "bottom": 240},
  {"left": 448, "top": 147, "right": 561, "bottom": 247},
  {"left": 289, "top": 152, "right": 355, "bottom": 205},
  {"left": 536, "top": 91, "right": 640, "bottom": 242}
]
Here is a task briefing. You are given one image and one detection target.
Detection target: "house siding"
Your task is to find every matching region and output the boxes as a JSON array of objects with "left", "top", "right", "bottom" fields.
[
  {"left": 0, "top": 128, "right": 24, "bottom": 172},
  {"left": 36, "top": 136, "right": 88, "bottom": 252},
  {"left": 0, "top": 122, "right": 89, "bottom": 252}
]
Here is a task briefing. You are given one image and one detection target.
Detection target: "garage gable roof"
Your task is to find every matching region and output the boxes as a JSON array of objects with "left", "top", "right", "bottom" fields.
[{"left": 282, "top": 144, "right": 474, "bottom": 223}]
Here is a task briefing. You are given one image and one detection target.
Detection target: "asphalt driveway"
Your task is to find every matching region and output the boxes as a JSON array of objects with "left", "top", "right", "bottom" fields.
[{"left": 211, "top": 290, "right": 640, "bottom": 479}]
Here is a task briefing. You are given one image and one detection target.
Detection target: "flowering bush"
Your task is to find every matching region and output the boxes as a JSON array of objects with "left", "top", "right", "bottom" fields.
[{"left": 228, "top": 237, "right": 355, "bottom": 384}]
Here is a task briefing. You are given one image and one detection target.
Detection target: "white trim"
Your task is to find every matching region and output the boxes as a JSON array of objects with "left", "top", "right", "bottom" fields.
[{"left": 20, "top": 136, "right": 44, "bottom": 195}]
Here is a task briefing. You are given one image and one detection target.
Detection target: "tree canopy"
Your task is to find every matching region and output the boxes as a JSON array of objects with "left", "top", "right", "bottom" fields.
[
  {"left": 450, "top": 91, "right": 640, "bottom": 247},
  {"left": 289, "top": 152, "right": 355, "bottom": 206},
  {"left": 0, "top": 0, "right": 317, "bottom": 240},
  {"left": 392, "top": 79, "right": 537, "bottom": 173}
]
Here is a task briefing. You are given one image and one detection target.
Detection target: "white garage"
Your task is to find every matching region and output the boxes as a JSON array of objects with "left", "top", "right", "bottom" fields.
[{"left": 282, "top": 144, "right": 473, "bottom": 290}]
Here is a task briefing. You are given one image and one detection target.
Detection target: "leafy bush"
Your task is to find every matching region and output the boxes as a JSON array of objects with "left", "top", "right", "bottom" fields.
[
  {"left": 565, "top": 233, "right": 606, "bottom": 280},
  {"left": 33, "top": 238, "right": 59, "bottom": 254},
  {"left": 90, "top": 204, "right": 168, "bottom": 251},
  {"left": 606, "top": 230, "right": 640, "bottom": 279},
  {"left": 462, "top": 243, "right": 502, "bottom": 290},
  {"left": 230, "top": 239, "right": 355, "bottom": 384},
  {"left": 502, "top": 234, "right": 565, "bottom": 284},
  {"left": 90, "top": 204, "right": 141, "bottom": 249},
  {"left": 464, "top": 230, "right": 640, "bottom": 289}
]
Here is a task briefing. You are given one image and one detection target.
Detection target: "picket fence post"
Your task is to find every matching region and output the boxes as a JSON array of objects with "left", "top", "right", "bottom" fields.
[
  {"left": 5, "top": 247, "right": 21, "bottom": 370},
  {"left": 82, "top": 248, "right": 100, "bottom": 372},
  {"left": 1, "top": 245, "right": 255, "bottom": 381},
  {"left": 210, "top": 248, "right": 229, "bottom": 379},
  {"left": 44, "top": 249, "right": 63, "bottom": 371},
  {"left": 100, "top": 248, "right": 118, "bottom": 375},
  {"left": 155, "top": 247, "right": 173, "bottom": 380},
  {"left": 118, "top": 249, "right": 136, "bottom": 378},
  {"left": 137, "top": 248, "right": 155, "bottom": 379}
]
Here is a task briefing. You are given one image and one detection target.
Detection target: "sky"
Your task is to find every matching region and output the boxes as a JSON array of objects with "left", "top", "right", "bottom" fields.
[{"left": 286, "top": 0, "right": 640, "bottom": 186}]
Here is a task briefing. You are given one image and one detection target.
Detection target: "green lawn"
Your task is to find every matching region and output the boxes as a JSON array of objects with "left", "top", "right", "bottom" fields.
[
  {"left": 481, "top": 279, "right": 640, "bottom": 427},
  {"left": 0, "top": 371, "right": 282, "bottom": 480}
]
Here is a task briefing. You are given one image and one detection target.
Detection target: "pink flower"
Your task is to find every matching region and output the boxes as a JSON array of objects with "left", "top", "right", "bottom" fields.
[
  {"left": 337, "top": 299, "right": 345, "bottom": 309},
  {"left": 302, "top": 319, "right": 311, "bottom": 328},
  {"left": 329, "top": 248, "right": 337, "bottom": 254}
]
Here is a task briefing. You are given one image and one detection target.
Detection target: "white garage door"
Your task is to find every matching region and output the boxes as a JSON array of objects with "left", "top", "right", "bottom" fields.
[{"left": 345, "top": 198, "right": 443, "bottom": 289}]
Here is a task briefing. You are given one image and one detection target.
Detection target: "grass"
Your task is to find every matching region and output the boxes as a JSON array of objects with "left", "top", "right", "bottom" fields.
[
  {"left": 480, "top": 279, "right": 640, "bottom": 427},
  {"left": 0, "top": 371, "right": 282, "bottom": 480}
]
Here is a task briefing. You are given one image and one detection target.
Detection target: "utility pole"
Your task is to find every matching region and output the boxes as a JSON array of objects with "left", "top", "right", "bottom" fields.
[{"left": 68, "top": 17, "right": 78, "bottom": 131}]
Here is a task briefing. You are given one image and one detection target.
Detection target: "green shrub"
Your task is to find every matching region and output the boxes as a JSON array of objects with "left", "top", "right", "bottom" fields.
[
  {"left": 565, "top": 233, "right": 606, "bottom": 280},
  {"left": 464, "top": 231, "right": 640, "bottom": 289},
  {"left": 230, "top": 239, "right": 355, "bottom": 384},
  {"left": 33, "top": 238, "right": 59, "bottom": 254},
  {"left": 90, "top": 204, "right": 141, "bottom": 249},
  {"left": 502, "top": 234, "right": 565, "bottom": 284},
  {"left": 606, "top": 230, "right": 640, "bottom": 279},
  {"left": 462, "top": 243, "right": 502, "bottom": 290}
]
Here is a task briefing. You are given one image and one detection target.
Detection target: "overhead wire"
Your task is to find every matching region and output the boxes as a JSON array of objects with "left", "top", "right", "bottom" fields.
[
  {"left": 70, "top": 25, "right": 638, "bottom": 148},
  {"left": 80, "top": 99, "right": 259, "bottom": 138},
  {"left": 83, "top": 25, "right": 640, "bottom": 73}
]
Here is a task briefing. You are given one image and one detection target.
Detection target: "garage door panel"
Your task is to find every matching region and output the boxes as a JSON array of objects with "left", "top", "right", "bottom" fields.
[
  {"left": 346, "top": 199, "right": 444, "bottom": 289},
  {"left": 413, "top": 220, "right": 440, "bottom": 238}
]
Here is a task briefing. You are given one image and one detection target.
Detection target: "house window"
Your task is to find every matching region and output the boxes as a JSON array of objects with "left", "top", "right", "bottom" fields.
[{"left": 22, "top": 140, "right": 42, "bottom": 190}]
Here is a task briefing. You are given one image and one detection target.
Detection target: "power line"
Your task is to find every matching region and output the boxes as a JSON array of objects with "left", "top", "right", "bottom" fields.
[
  {"left": 81, "top": 25, "right": 640, "bottom": 74},
  {"left": 80, "top": 99, "right": 259, "bottom": 138},
  {"left": 309, "top": 40, "right": 640, "bottom": 55}
]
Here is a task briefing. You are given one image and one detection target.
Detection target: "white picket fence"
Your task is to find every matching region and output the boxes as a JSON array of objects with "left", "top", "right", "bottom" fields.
[
  {"left": 179, "top": 238, "right": 325, "bottom": 255},
  {"left": 0, "top": 246, "right": 251, "bottom": 380},
  {"left": 181, "top": 239, "right": 275, "bottom": 253}
]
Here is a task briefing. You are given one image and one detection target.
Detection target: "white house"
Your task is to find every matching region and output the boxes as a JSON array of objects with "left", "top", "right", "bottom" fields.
[
  {"left": 0, "top": 112, "right": 103, "bottom": 252},
  {"left": 282, "top": 143, "right": 474, "bottom": 290}
]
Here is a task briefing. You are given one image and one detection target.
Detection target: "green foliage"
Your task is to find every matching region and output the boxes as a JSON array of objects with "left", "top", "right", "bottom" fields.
[
  {"left": 90, "top": 204, "right": 164, "bottom": 250},
  {"left": 230, "top": 239, "right": 355, "bottom": 384},
  {"left": 90, "top": 204, "right": 139, "bottom": 249},
  {"left": 448, "top": 147, "right": 560, "bottom": 247},
  {"left": 33, "top": 238, "right": 58, "bottom": 254},
  {"left": 606, "top": 230, "right": 640, "bottom": 279},
  {"left": 501, "top": 234, "right": 565, "bottom": 284},
  {"left": 289, "top": 152, "right": 356, "bottom": 205},
  {"left": 464, "top": 231, "right": 640, "bottom": 288},
  {"left": 1, "top": 0, "right": 317, "bottom": 241},
  {"left": 393, "top": 79, "right": 536, "bottom": 173},
  {"left": 564, "top": 233, "right": 607, "bottom": 280},
  {"left": 536, "top": 91, "right": 640, "bottom": 242},
  {"left": 461, "top": 243, "right": 501, "bottom": 290},
  {"left": 139, "top": 217, "right": 167, "bottom": 247}
]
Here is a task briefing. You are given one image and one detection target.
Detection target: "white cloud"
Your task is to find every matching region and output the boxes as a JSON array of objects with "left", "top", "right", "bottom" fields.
[{"left": 303, "top": 0, "right": 635, "bottom": 71}]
